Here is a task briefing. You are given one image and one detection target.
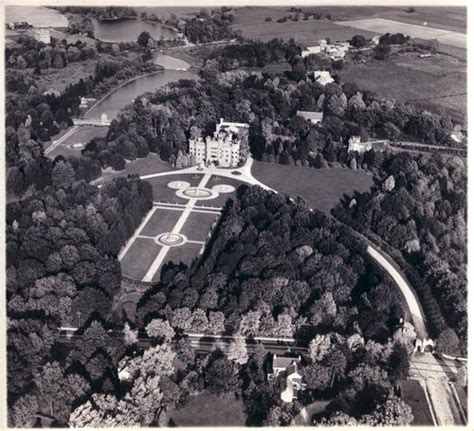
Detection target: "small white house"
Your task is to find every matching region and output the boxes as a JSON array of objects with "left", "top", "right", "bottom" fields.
[
  {"left": 268, "top": 354, "right": 306, "bottom": 403},
  {"left": 310, "top": 70, "right": 334, "bottom": 86},
  {"left": 302, "top": 45, "right": 322, "bottom": 58},
  {"left": 297, "top": 110, "right": 324, "bottom": 125}
]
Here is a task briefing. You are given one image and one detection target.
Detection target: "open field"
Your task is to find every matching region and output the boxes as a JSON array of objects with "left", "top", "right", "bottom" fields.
[
  {"left": 337, "top": 18, "right": 465, "bottom": 49},
  {"left": 168, "top": 392, "right": 247, "bottom": 426},
  {"left": 400, "top": 379, "right": 435, "bottom": 426},
  {"left": 301, "top": 6, "right": 466, "bottom": 34},
  {"left": 340, "top": 51, "right": 466, "bottom": 125},
  {"left": 232, "top": 7, "right": 375, "bottom": 45},
  {"left": 252, "top": 162, "right": 374, "bottom": 213},
  {"left": 6, "top": 5, "right": 68, "bottom": 27}
]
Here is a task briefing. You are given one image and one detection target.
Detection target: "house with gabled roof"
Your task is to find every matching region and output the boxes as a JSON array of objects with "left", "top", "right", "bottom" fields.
[{"left": 268, "top": 354, "right": 306, "bottom": 403}]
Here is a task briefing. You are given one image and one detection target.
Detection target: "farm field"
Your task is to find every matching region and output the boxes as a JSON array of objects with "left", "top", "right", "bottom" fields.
[
  {"left": 339, "top": 51, "right": 466, "bottom": 125},
  {"left": 252, "top": 162, "right": 374, "bottom": 213},
  {"left": 168, "top": 392, "right": 247, "bottom": 426},
  {"left": 337, "top": 18, "right": 466, "bottom": 48},
  {"left": 6, "top": 5, "right": 68, "bottom": 27},
  {"left": 232, "top": 6, "right": 376, "bottom": 45}
]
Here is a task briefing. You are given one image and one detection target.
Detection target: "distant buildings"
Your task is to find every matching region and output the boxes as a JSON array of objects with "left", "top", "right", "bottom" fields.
[
  {"left": 33, "top": 28, "right": 50, "bottom": 44},
  {"left": 188, "top": 118, "right": 249, "bottom": 168},
  {"left": 309, "top": 70, "right": 334, "bottom": 86},
  {"left": 302, "top": 39, "right": 350, "bottom": 60},
  {"left": 297, "top": 110, "right": 324, "bottom": 125},
  {"left": 6, "top": 21, "right": 32, "bottom": 30},
  {"left": 267, "top": 354, "right": 306, "bottom": 403},
  {"left": 348, "top": 136, "right": 389, "bottom": 154}
]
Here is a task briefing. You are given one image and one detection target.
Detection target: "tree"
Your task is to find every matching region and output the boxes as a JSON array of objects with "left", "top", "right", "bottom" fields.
[
  {"left": 145, "top": 319, "right": 175, "bottom": 342},
  {"left": 264, "top": 406, "right": 293, "bottom": 426},
  {"left": 137, "top": 31, "right": 151, "bottom": 48},
  {"left": 227, "top": 337, "right": 248, "bottom": 365},
  {"left": 303, "top": 364, "right": 332, "bottom": 390},
  {"left": 208, "top": 311, "right": 225, "bottom": 334},
  {"left": 387, "top": 342, "right": 410, "bottom": 384},
  {"left": 204, "top": 356, "right": 240, "bottom": 395},
  {"left": 52, "top": 160, "right": 75, "bottom": 188},
  {"left": 16, "top": 55, "right": 28, "bottom": 69},
  {"left": 308, "top": 334, "right": 331, "bottom": 362},
  {"left": 123, "top": 322, "right": 138, "bottom": 345},
  {"left": 374, "top": 44, "right": 391, "bottom": 60},
  {"left": 362, "top": 396, "right": 413, "bottom": 426},
  {"left": 436, "top": 328, "right": 459, "bottom": 354},
  {"left": 351, "top": 35, "right": 367, "bottom": 48}
]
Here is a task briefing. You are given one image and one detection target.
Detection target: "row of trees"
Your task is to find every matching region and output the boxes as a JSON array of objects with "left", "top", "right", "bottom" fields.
[
  {"left": 184, "top": 8, "right": 238, "bottom": 44},
  {"left": 6, "top": 36, "right": 97, "bottom": 70}
]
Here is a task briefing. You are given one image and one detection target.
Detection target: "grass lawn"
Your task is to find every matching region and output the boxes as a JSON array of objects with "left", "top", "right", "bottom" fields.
[
  {"left": 120, "top": 238, "right": 161, "bottom": 280},
  {"left": 93, "top": 153, "right": 173, "bottom": 186},
  {"left": 180, "top": 211, "right": 219, "bottom": 241},
  {"left": 252, "top": 161, "right": 374, "bottom": 213},
  {"left": 232, "top": 7, "right": 376, "bottom": 45},
  {"left": 146, "top": 173, "right": 203, "bottom": 203},
  {"left": 47, "top": 126, "right": 108, "bottom": 159},
  {"left": 168, "top": 392, "right": 247, "bottom": 426},
  {"left": 400, "top": 379, "right": 435, "bottom": 426},
  {"left": 163, "top": 242, "right": 203, "bottom": 273},
  {"left": 139, "top": 208, "right": 183, "bottom": 237},
  {"left": 340, "top": 52, "right": 466, "bottom": 125},
  {"left": 206, "top": 175, "right": 248, "bottom": 207}
]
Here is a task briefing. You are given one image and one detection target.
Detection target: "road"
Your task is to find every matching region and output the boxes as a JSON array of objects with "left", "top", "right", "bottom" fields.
[
  {"left": 44, "top": 125, "right": 78, "bottom": 156},
  {"left": 58, "top": 328, "right": 308, "bottom": 355}
]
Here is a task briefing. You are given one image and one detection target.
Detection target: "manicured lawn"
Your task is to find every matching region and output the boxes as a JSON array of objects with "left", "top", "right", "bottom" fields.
[
  {"left": 168, "top": 392, "right": 247, "bottom": 426},
  {"left": 47, "top": 126, "right": 108, "bottom": 159},
  {"left": 252, "top": 161, "right": 374, "bottom": 213},
  {"left": 206, "top": 175, "right": 247, "bottom": 207},
  {"left": 180, "top": 211, "right": 219, "bottom": 241},
  {"left": 162, "top": 242, "right": 204, "bottom": 273},
  {"left": 146, "top": 174, "right": 204, "bottom": 203},
  {"left": 340, "top": 52, "right": 466, "bottom": 124},
  {"left": 93, "top": 153, "right": 174, "bottom": 186},
  {"left": 400, "top": 379, "right": 435, "bottom": 426},
  {"left": 139, "top": 208, "right": 183, "bottom": 237},
  {"left": 120, "top": 238, "right": 161, "bottom": 280}
]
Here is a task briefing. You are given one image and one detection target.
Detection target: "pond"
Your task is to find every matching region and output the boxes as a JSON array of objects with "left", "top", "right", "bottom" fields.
[
  {"left": 92, "top": 17, "right": 177, "bottom": 43},
  {"left": 85, "top": 65, "right": 197, "bottom": 120}
]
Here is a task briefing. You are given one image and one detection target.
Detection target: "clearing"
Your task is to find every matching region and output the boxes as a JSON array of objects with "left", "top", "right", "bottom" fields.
[
  {"left": 168, "top": 392, "right": 247, "bottom": 426},
  {"left": 252, "top": 161, "right": 374, "bottom": 213},
  {"left": 46, "top": 126, "right": 108, "bottom": 159},
  {"left": 339, "top": 51, "right": 466, "bottom": 125}
]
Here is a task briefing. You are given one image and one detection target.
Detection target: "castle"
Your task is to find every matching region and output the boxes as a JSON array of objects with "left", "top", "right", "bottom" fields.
[{"left": 189, "top": 119, "right": 249, "bottom": 168}]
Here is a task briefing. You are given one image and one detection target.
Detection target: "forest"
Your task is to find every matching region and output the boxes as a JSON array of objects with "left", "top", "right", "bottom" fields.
[
  {"left": 333, "top": 150, "right": 467, "bottom": 354},
  {"left": 8, "top": 185, "right": 414, "bottom": 426},
  {"left": 7, "top": 173, "right": 152, "bottom": 425}
]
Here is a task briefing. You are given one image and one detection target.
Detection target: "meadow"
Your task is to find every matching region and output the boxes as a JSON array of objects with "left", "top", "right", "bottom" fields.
[
  {"left": 252, "top": 162, "right": 374, "bottom": 213},
  {"left": 340, "top": 51, "right": 466, "bottom": 125}
]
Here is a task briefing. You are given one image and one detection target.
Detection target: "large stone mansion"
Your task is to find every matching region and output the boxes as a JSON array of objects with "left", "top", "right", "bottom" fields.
[{"left": 189, "top": 118, "right": 249, "bottom": 168}]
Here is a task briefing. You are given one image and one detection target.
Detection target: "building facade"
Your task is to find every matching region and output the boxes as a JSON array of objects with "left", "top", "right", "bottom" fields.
[{"left": 189, "top": 119, "right": 248, "bottom": 168}]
